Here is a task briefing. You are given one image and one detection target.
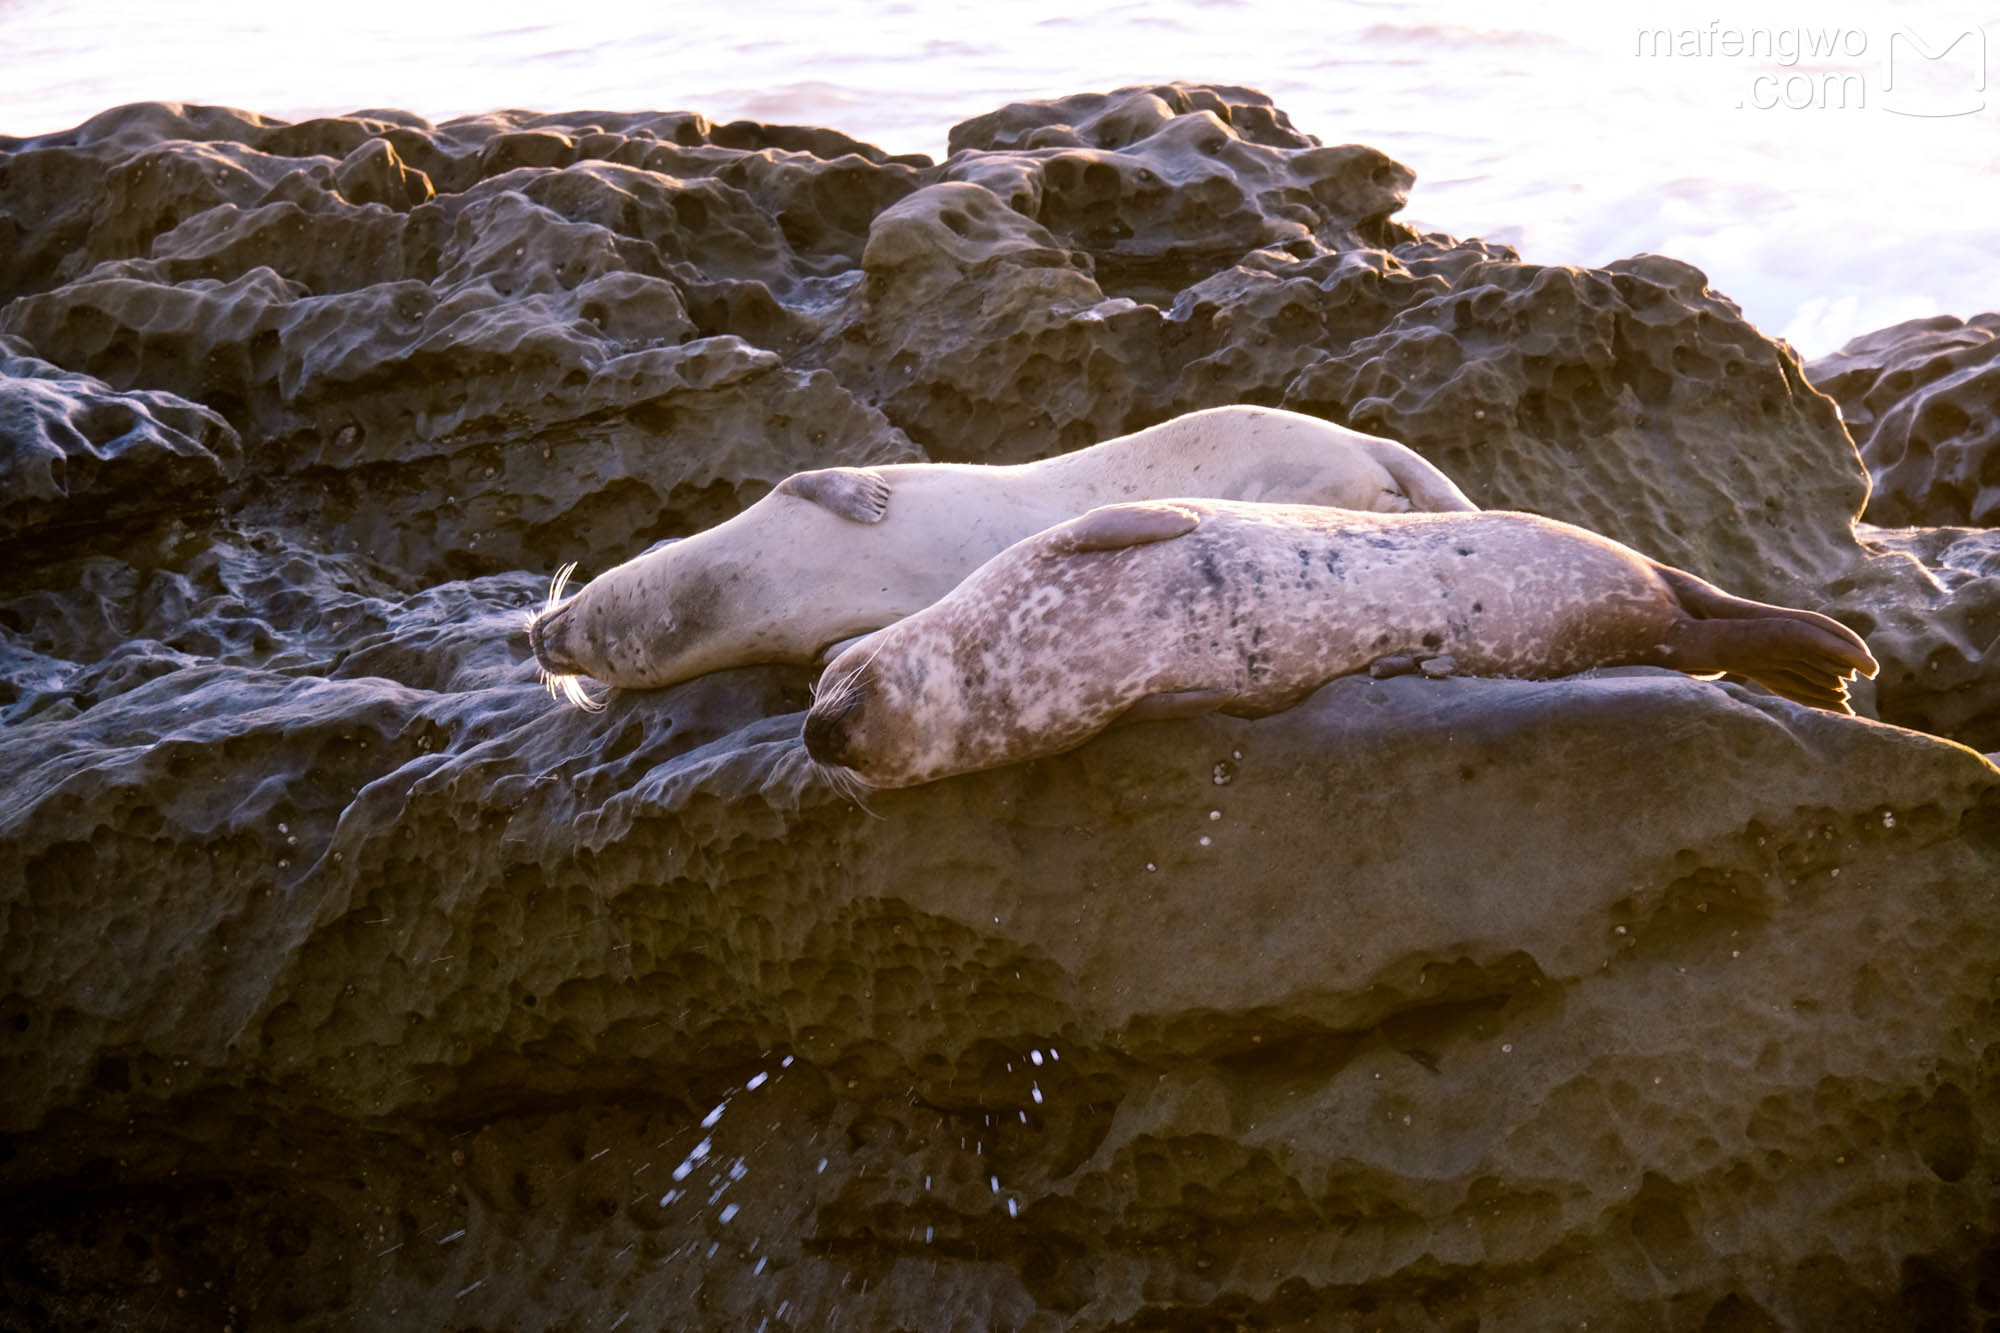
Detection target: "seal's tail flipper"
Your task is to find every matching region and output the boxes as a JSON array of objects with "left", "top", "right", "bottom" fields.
[
  {"left": 1652, "top": 565, "right": 1878, "bottom": 713},
  {"left": 1661, "top": 617, "right": 1867, "bottom": 712}
]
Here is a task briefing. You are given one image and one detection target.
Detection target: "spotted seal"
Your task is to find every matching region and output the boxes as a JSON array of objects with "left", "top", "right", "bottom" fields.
[{"left": 802, "top": 499, "right": 1879, "bottom": 788}]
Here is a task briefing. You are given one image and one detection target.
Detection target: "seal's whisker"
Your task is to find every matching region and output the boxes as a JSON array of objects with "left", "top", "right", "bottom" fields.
[
  {"left": 855, "top": 636, "right": 889, "bottom": 678},
  {"left": 824, "top": 639, "right": 889, "bottom": 707},
  {"left": 812, "top": 635, "right": 890, "bottom": 709},
  {"left": 814, "top": 759, "right": 882, "bottom": 818},
  {"left": 560, "top": 673, "right": 605, "bottom": 712},
  {"left": 533, "top": 655, "right": 603, "bottom": 713},
  {"left": 527, "top": 561, "right": 603, "bottom": 712},
  {"left": 547, "top": 560, "right": 579, "bottom": 611},
  {"left": 818, "top": 664, "right": 859, "bottom": 708}
]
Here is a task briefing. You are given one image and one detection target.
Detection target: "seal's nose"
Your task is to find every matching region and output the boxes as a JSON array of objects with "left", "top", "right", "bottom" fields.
[
  {"left": 529, "top": 605, "right": 584, "bottom": 676},
  {"left": 803, "top": 689, "right": 863, "bottom": 766}
]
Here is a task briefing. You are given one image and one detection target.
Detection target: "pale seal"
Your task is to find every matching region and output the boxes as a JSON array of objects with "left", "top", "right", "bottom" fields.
[
  {"left": 527, "top": 406, "right": 1475, "bottom": 705},
  {"left": 802, "top": 499, "right": 1879, "bottom": 788}
]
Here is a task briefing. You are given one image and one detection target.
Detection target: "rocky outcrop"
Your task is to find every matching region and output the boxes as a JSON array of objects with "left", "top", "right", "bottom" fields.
[
  {"left": 0, "top": 337, "right": 240, "bottom": 545},
  {"left": 1831, "top": 525, "right": 2000, "bottom": 750},
  {"left": 4, "top": 86, "right": 1998, "bottom": 1331},
  {"left": 0, "top": 112, "right": 929, "bottom": 583},
  {"left": 1807, "top": 314, "right": 2000, "bottom": 528},
  {"left": 945, "top": 85, "right": 1418, "bottom": 302},
  {"left": 4, "top": 659, "right": 1996, "bottom": 1330},
  {"left": 1800, "top": 315, "right": 2000, "bottom": 748}
]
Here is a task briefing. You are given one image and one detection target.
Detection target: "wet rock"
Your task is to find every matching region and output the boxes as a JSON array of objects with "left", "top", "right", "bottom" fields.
[
  {"left": 1800, "top": 311, "right": 2000, "bottom": 751},
  {"left": 1165, "top": 243, "right": 1465, "bottom": 413},
  {"left": 0, "top": 102, "right": 927, "bottom": 303},
  {"left": 825, "top": 84, "right": 1439, "bottom": 459},
  {"left": 820, "top": 179, "right": 1142, "bottom": 461},
  {"left": 0, "top": 85, "right": 1459, "bottom": 474},
  {"left": 947, "top": 84, "right": 1417, "bottom": 304}
]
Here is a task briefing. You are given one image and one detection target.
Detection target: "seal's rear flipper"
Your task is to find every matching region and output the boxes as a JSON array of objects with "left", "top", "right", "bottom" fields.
[
  {"left": 776, "top": 467, "right": 893, "bottom": 524},
  {"left": 1755, "top": 665, "right": 1852, "bottom": 712},
  {"left": 1114, "top": 687, "right": 1236, "bottom": 725},
  {"left": 1051, "top": 502, "right": 1202, "bottom": 554},
  {"left": 1653, "top": 566, "right": 1877, "bottom": 677},
  {"left": 1659, "top": 617, "right": 1865, "bottom": 714}
]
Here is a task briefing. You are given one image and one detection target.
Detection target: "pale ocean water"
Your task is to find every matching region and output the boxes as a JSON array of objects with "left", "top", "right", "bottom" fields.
[{"left": 2, "top": 0, "right": 1995, "bottom": 356}]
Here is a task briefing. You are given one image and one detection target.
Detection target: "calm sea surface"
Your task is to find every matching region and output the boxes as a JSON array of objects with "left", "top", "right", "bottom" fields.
[{"left": 4, "top": 0, "right": 1995, "bottom": 355}]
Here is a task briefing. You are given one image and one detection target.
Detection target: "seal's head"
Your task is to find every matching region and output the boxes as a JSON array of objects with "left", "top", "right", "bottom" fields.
[
  {"left": 804, "top": 647, "right": 914, "bottom": 790},
  {"left": 527, "top": 563, "right": 604, "bottom": 710},
  {"left": 527, "top": 536, "right": 786, "bottom": 707},
  {"left": 802, "top": 633, "right": 987, "bottom": 792}
]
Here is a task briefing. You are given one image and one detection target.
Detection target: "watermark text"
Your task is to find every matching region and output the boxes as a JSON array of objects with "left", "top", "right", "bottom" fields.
[{"left": 1634, "top": 22, "right": 1987, "bottom": 115}]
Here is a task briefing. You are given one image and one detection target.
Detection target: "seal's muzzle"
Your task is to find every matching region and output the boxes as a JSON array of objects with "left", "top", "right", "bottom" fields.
[
  {"left": 802, "top": 689, "right": 863, "bottom": 766},
  {"left": 529, "top": 605, "right": 585, "bottom": 677}
]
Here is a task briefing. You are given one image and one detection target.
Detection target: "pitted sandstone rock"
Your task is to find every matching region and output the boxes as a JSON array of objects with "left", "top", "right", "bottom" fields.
[
  {"left": 2, "top": 663, "right": 1994, "bottom": 1330},
  {"left": 1827, "top": 526, "right": 2000, "bottom": 752},
  {"left": 1807, "top": 313, "right": 2000, "bottom": 528},
  {"left": 945, "top": 84, "right": 1418, "bottom": 305},
  {"left": 4, "top": 88, "right": 2000, "bottom": 1331},
  {"left": 0, "top": 338, "right": 240, "bottom": 544}
]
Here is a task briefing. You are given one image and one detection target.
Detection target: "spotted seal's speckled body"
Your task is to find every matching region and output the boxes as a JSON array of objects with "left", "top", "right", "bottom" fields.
[
  {"left": 527, "top": 406, "right": 1476, "bottom": 703},
  {"left": 803, "top": 499, "right": 1879, "bottom": 788}
]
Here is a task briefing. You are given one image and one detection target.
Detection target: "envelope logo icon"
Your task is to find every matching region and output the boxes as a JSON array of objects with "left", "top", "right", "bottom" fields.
[{"left": 1884, "top": 25, "right": 1987, "bottom": 117}]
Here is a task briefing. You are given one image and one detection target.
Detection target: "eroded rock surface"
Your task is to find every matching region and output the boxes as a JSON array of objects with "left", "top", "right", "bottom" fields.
[
  {"left": 0, "top": 336, "right": 240, "bottom": 544},
  {"left": 1808, "top": 314, "right": 2000, "bottom": 528},
  {"left": 1828, "top": 525, "right": 2000, "bottom": 752},
  {"left": 4, "top": 663, "right": 1996, "bottom": 1331},
  {"left": 4, "top": 87, "right": 1998, "bottom": 1331}
]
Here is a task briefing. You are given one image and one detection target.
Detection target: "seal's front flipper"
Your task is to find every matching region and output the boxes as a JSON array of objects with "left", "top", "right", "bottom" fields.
[
  {"left": 776, "top": 467, "right": 893, "bottom": 524},
  {"left": 1363, "top": 438, "right": 1479, "bottom": 513},
  {"left": 1051, "top": 502, "right": 1202, "bottom": 554},
  {"left": 1113, "top": 687, "right": 1235, "bottom": 725}
]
